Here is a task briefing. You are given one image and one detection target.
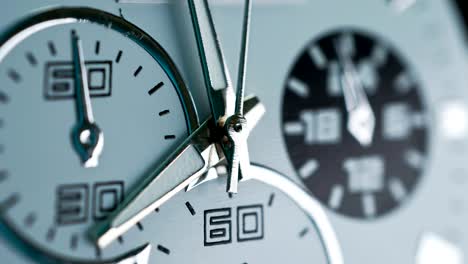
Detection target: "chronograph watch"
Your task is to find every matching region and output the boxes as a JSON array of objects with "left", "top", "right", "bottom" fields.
[{"left": 1, "top": 0, "right": 468, "bottom": 264}]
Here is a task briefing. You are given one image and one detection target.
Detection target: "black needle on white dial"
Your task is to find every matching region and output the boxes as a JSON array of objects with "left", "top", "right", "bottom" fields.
[{"left": 70, "top": 30, "right": 104, "bottom": 168}]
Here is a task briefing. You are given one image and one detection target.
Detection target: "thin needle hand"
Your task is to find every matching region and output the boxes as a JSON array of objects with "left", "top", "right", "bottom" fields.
[
  {"left": 71, "top": 30, "right": 104, "bottom": 167},
  {"left": 225, "top": 0, "right": 253, "bottom": 193}
]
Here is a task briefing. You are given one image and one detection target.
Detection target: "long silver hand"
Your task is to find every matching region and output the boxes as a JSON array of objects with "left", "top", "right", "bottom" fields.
[
  {"left": 335, "top": 40, "right": 375, "bottom": 146},
  {"left": 225, "top": 0, "right": 253, "bottom": 193},
  {"left": 71, "top": 30, "right": 104, "bottom": 167},
  {"left": 89, "top": 97, "right": 264, "bottom": 248},
  {"left": 188, "top": 0, "right": 235, "bottom": 124}
]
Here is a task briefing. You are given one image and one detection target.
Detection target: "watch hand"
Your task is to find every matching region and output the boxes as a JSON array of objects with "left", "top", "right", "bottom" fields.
[
  {"left": 225, "top": 0, "right": 253, "bottom": 193},
  {"left": 89, "top": 96, "right": 264, "bottom": 248},
  {"left": 188, "top": 0, "right": 235, "bottom": 124},
  {"left": 189, "top": 0, "right": 255, "bottom": 193},
  {"left": 70, "top": 30, "right": 104, "bottom": 167},
  {"left": 113, "top": 244, "right": 152, "bottom": 264},
  {"left": 335, "top": 40, "right": 375, "bottom": 146}
]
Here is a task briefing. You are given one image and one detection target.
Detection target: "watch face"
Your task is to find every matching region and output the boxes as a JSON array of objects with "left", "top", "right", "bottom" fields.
[
  {"left": 0, "top": 1, "right": 467, "bottom": 264},
  {"left": 282, "top": 30, "right": 428, "bottom": 219}
]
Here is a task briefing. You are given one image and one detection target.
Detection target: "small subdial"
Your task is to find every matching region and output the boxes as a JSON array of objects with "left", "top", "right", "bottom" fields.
[
  {"left": 282, "top": 30, "right": 428, "bottom": 219},
  {"left": 0, "top": 8, "right": 197, "bottom": 262}
]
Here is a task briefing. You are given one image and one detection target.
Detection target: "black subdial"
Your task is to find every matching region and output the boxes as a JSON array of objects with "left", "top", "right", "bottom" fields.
[{"left": 282, "top": 30, "right": 428, "bottom": 219}]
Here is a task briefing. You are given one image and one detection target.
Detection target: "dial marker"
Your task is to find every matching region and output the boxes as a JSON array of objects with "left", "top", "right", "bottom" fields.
[
  {"left": 46, "top": 227, "right": 56, "bottom": 242},
  {"left": 412, "top": 112, "right": 427, "bottom": 129},
  {"left": 118, "top": 236, "right": 124, "bottom": 244},
  {"left": 24, "top": 212, "right": 37, "bottom": 227},
  {"left": 284, "top": 121, "right": 303, "bottom": 136},
  {"left": 134, "top": 66, "right": 143, "bottom": 77},
  {"left": 328, "top": 185, "right": 344, "bottom": 210},
  {"left": 26, "top": 52, "right": 37, "bottom": 66},
  {"left": 268, "top": 193, "right": 275, "bottom": 207},
  {"left": 299, "top": 227, "right": 309, "bottom": 238},
  {"left": 157, "top": 245, "right": 170, "bottom": 255},
  {"left": 164, "top": 135, "right": 176, "bottom": 140},
  {"left": 95, "top": 40, "right": 100, "bottom": 55},
  {"left": 0, "top": 193, "right": 20, "bottom": 212},
  {"left": 8, "top": 69, "right": 21, "bottom": 83},
  {"left": 136, "top": 222, "right": 144, "bottom": 231},
  {"left": 47, "top": 41, "right": 57, "bottom": 56},
  {"left": 0, "top": 91, "right": 9, "bottom": 103},
  {"left": 370, "top": 45, "right": 388, "bottom": 66},
  {"left": 185, "top": 201, "right": 196, "bottom": 216},
  {"left": 115, "top": 50, "right": 123, "bottom": 63},
  {"left": 159, "top": 110, "right": 170, "bottom": 116},
  {"left": 95, "top": 245, "right": 102, "bottom": 259},
  {"left": 70, "top": 234, "right": 78, "bottom": 250},
  {"left": 287, "top": 78, "right": 309, "bottom": 98},
  {"left": 394, "top": 71, "right": 414, "bottom": 93},
  {"left": 337, "top": 32, "right": 355, "bottom": 58},
  {"left": 404, "top": 149, "right": 425, "bottom": 170},
  {"left": 362, "top": 193, "right": 376, "bottom": 218},
  {"left": 148, "top": 81, "right": 164, "bottom": 95},
  {"left": 308, "top": 45, "right": 327, "bottom": 68},
  {"left": 298, "top": 159, "right": 319, "bottom": 179},
  {"left": 389, "top": 177, "right": 407, "bottom": 202},
  {"left": 0, "top": 170, "right": 8, "bottom": 182}
]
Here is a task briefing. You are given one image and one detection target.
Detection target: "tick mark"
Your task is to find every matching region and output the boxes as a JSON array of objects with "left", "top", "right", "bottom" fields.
[
  {"left": 118, "top": 236, "right": 124, "bottom": 244},
  {"left": 136, "top": 222, "right": 144, "bottom": 231},
  {"left": 46, "top": 227, "right": 56, "bottom": 242},
  {"left": 0, "top": 193, "right": 20, "bottom": 212},
  {"left": 24, "top": 212, "right": 36, "bottom": 227},
  {"left": 26, "top": 52, "right": 37, "bottom": 66},
  {"left": 157, "top": 245, "right": 170, "bottom": 255},
  {"left": 299, "top": 227, "right": 309, "bottom": 238},
  {"left": 268, "top": 193, "right": 275, "bottom": 207},
  {"left": 115, "top": 50, "right": 123, "bottom": 63},
  {"left": 95, "top": 41, "right": 100, "bottom": 55},
  {"left": 0, "top": 91, "right": 9, "bottom": 103},
  {"left": 95, "top": 245, "right": 102, "bottom": 259},
  {"left": 70, "top": 234, "right": 78, "bottom": 250},
  {"left": 185, "top": 201, "right": 196, "bottom": 216},
  {"left": 8, "top": 69, "right": 21, "bottom": 83},
  {"left": 0, "top": 170, "right": 8, "bottom": 182},
  {"left": 134, "top": 66, "right": 142, "bottom": 77},
  {"left": 154, "top": 208, "right": 159, "bottom": 213},
  {"left": 148, "top": 82, "right": 164, "bottom": 95},
  {"left": 164, "top": 135, "right": 176, "bottom": 140},
  {"left": 48, "top": 41, "right": 57, "bottom": 56},
  {"left": 228, "top": 193, "right": 233, "bottom": 199},
  {"left": 159, "top": 110, "right": 170, "bottom": 117}
]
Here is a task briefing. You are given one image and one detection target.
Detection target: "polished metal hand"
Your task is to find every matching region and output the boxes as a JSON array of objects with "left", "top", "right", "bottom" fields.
[
  {"left": 188, "top": 0, "right": 235, "bottom": 124},
  {"left": 189, "top": 0, "right": 254, "bottom": 193},
  {"left": 89, "top": 97, "right": 265, "bottom": 248},
  {"left": 335, "top": 41, "right": 375, "bottom": 147},
  {"left": 225, "top": 0, "right": 253, "bottom": 193},
  {"left": 70, "top": 30, "right": 104, "bottom": 167}
]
